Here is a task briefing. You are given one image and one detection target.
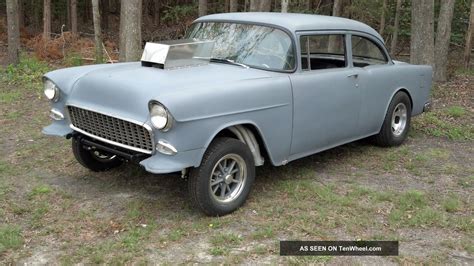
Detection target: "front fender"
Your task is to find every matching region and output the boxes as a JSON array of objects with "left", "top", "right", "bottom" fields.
[{"left": 152, "top": 76, "right": 293, "bottom": 167}]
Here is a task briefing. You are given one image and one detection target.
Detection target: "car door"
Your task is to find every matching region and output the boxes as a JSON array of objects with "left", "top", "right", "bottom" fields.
[
  {"left": 289, "top": 32, "right": 362, "bottom": 158},
  {"left": 349, "top": 34, "right": 394, "bottom": 135}
]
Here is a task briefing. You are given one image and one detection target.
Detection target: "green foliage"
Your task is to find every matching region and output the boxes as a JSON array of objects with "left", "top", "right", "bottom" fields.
[
  {"left": 442, "top": 195, "right": 461, "bottom": 213},
  {"left": 65, "top": 53, "right": 84, "bottom": 67},
  {"left": 446, "top": 106, "right": 466, "bottom": 118},
  {"left": 451, "top": 0, "right": 473, "bottom": 45},
  {"left": 0, "top": 225, "right": 23, "bottom": 253},
  {"left": 412, "top": 108, "right": 474, "bottom": 140},
  {"left": 162, "top": 3, "right": 197, "bottom": 24},
  {"left": 29, "top": 185, "right": 53, "bottom": 199},
  {"left": 209, "top": 233, "right": 242, "bottom": 255},
  {"left": 398, "top": 190, "right": 427, "bottom": 210},
  {"left": 0, "top": 91, "right": 22, "bottom": 104},
  {"left": 2, "top": 56, "right": 51, "bottom": 91}
]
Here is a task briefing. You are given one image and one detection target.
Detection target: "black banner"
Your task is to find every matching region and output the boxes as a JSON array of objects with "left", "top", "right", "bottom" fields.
[{"left": 280, "top": 241, "right": 398, "bottom": 256}]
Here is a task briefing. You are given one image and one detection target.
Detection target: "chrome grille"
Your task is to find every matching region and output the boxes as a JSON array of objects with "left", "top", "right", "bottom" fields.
[{"left": 68, "top": 106, "right": 153, "bottom": 153}]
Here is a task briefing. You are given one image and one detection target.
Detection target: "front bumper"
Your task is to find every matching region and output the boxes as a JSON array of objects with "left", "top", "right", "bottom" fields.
[
  {"left": 43, "top": 120, "right": 204, "bottom": 174},
  {"left": 423, "top": 101, "right": 432, "bottom": 112}
]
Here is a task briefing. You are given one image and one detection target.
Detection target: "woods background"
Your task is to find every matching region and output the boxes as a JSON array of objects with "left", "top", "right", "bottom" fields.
[
  {"left": 0, "top": 1, "right": 473, "bottom": 264},
  {"left": 1, "top": 0, "right": 474, "bottom": 82}
]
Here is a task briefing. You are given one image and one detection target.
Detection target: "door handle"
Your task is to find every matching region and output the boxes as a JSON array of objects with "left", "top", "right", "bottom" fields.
[{"left": 347, "top": 73, "right": 359, "bottom": 78}]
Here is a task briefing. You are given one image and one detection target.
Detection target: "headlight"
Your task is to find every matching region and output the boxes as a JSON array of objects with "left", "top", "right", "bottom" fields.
[
  {"left": 149, "top": 102, "right": 172, "bottom": 131},
  {"left": 44, "top": 79, "right": 59, "bottom": 102}
]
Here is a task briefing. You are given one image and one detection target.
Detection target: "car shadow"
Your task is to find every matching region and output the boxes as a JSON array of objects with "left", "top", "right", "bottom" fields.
[{"left": 54, "top": 138, "right": 377, "bottom": 217}]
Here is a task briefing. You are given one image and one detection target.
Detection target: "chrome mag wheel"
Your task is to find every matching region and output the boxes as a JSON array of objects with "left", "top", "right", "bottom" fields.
[
  {"left": 209, "top": 153, "right": 247, "bottom": 203},
  {"left": 391, "top": 102, "right": 407, "bottom": 136}
]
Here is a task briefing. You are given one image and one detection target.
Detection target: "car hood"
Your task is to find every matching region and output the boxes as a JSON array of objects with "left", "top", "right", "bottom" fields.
[{"left": 62, "top": 62, "right": 276, "bottom": 123}]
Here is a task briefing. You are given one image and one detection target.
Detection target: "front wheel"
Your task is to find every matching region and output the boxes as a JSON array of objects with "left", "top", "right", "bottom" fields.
[
  {"left": 72, "top": 137, "right": 122, "bottom": 172},
  {"left": 374, "top": 91, "right": 412, "bottom": 147},
  {"left": 188, "top": 138, "right": 255, "bottom": 216}
]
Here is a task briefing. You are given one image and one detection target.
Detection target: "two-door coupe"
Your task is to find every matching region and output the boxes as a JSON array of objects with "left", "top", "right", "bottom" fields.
[{"left": 42, "top": 13, "right": 432, "bottom": 216}]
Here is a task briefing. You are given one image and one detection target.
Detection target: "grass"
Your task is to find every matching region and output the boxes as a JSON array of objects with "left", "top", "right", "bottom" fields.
[
  {"left": 412, "top": 106, "right": 473, "bottom": 140},
  {"left": 0, "top": 91, "right": 22, "bottom": 104},
  {"left": 442, "top": 195, "right": 462, "bottom": 213},
  {"left": 28, "top": 184, "right": 53, "bottom": 199},
  {"left": 0, "top": 225, "right": 23, "bottom": 253},
  {"left": 2, "top": 55, "right": 51, "bottom": 91},
  {"left": 446, "top": 106, "right": 466, "bottom": 118},
  {"left": 252, "top": 226, "right": 274, "bottom": 240},
  {"left": 209, "top": 233, "right": 242, "bottom": 255},
  {"left": 458, "top": 176, "right": 473, "bottom": 188}
]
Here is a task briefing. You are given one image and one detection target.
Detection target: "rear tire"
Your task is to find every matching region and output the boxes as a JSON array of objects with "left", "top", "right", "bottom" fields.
[
  {"left": 188, "top": 138, "right": 255, "bottom": 216},
  {"left": 374, "top": 91, "right": 412, "bottom": 147},
  {"left": 72, "top": 137, "right": 122, "bottom": 172}
]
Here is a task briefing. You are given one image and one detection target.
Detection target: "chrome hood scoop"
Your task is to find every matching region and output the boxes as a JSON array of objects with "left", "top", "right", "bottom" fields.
[{"left": 141, "top": 39, "right": 214, "bottom": 69}]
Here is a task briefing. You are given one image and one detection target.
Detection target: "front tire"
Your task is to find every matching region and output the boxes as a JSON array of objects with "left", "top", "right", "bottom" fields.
[
  {"left": 188, "top": 138, "right": 255, "bottom": 216},
  {"left": 374, "top": 91, "right": 412, "bottom": 147},
  {"left": 72, "top": 137, "right": 122, "bottom": 172}
]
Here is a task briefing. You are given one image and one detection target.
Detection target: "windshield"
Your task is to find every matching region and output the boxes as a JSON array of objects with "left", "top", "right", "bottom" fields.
[{"left": 186, "top": 22, "right": 295, "bottom": 71}]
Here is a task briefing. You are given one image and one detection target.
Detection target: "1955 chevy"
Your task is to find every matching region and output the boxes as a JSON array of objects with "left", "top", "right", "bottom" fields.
[{"left": 42, "top": 13, "right": 432, "bottom": 216}]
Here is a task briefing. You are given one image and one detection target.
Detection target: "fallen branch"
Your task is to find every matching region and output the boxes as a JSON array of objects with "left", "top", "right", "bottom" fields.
[{"left": 82, "top": 57, "right": 118, "bottom": 63}]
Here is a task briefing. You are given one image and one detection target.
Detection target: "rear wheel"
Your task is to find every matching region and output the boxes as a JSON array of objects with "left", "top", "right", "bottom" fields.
[
  {"left": 72, "top": 137, "right": 122, "bottom": 171},
  {"left": 188, "top": 138, "right": 255, "bottom": 216},
  {"left": 374, "top": 91, "right": 412, "bottom": 147}
]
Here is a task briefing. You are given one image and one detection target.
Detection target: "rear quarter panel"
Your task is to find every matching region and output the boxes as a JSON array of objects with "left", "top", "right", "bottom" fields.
[{"left": 357, "top": 63, "right": 432, "bottom": 135}]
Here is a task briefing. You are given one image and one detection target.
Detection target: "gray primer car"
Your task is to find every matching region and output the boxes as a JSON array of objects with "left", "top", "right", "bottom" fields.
[{"left": 42, "top": 13, "right": 432, "bottom": 216}]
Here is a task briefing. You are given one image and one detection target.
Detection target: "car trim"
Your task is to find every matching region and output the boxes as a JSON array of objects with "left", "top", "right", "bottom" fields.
[
  {"left": 175, "top": 102, "right": 290, "bottom": 122},
  {"left": 188, "top": 19, "right": 298, "bottom": 73},
  {"left": 66, "top": 104, "right": 155, "bottom": 155},
  {"left": 70, "top": 124, "right": 153, "bottom": 155}
]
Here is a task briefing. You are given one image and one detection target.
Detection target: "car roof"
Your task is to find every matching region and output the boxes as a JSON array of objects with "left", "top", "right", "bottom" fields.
[{"left": 195, "top": 12, "right": 384, "bottom": 43}]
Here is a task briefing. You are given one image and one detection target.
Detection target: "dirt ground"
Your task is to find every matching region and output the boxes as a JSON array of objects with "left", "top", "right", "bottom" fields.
[{"left": 0, "top": 56, "right": 473, "bottom": 264}]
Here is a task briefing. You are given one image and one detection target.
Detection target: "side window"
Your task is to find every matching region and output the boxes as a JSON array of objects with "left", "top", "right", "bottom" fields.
[
  {"left": 351, "top": 35, "right": 388, "bottom": 67},
  {"left": 300, "top": 34, "right": 346, "bottom": 71}
]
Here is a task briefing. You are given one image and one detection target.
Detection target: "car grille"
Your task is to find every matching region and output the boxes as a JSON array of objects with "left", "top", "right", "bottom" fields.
[{"left": 67, "top": 106, "right": 153, "bottom": 153}]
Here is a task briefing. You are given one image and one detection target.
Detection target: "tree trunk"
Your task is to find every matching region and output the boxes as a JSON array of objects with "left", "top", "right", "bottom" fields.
[
  {"left": 18, "top": 0, "right": 24, "bottom": 29},
  {"left": 71, "top": 0, "right": 78, "bottom": 35},
  {"left": 83, "top": 0, "right": 91, "bottom": 23},
  {"left": 410, "top": 0, "right": 434, "bottom": 66},
  {"left": 101, "top": 0, "right": 109, "bottom": 32},
  {"left": 390, "top": 0, "right": 403, "bottom": 53},
  {"left": 332, "top": 0, "right": 343, "bottom": 17},
  {"left": 464, "top": 1, "right": 474, "bottom": 68},
  {"left": 230, "top": 0, "right": 238, "bottom": 12},
  {"left": 43, "top": 0, "right": 51, "bottom": 40},
  {"left": 66, "top": 0, "right": 71, "bottom": 30},
  {"left": 153, "top": 0, "right": 161, "bottom": 25},
  {"left": 199, "top": 0, "right": 207, "bottom": 16},
  {"left": 33, "top": 0, "right": 41, "bottom": 32},
  {"left": 119, "top": 0, "right": 142, "bottom": 62},
  {"left": 281, "top": 0, "right": 289, "bottom": 12},
  {"left": 433, "top": 0, "right": 455, "bottom": 82},
  {"left": 7, "top": 0, "right": 20, "bottom": 65},
  {"left": 379, "top": 0, "right": 388, "bottom": 36},
  {"left": 250, "top": 0, "right": 258, "bottom": 11},
  {"left": 92, "top": 0, "right": 102, "bottom": 63},
  {"left": 329, "top": 0, "right": 346, "bottom": 51},
  {"left": 259, "top": 0, "right": 271, "bottom": 11}
]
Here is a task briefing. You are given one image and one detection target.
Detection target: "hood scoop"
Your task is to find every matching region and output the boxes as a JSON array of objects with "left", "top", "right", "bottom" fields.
[{"left": 141, "top": 39, "right": 214, "bottom": 69}]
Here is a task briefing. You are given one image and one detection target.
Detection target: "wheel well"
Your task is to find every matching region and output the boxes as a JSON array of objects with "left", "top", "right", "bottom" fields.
[
  {"left": 397, "top": 88, "right": 413, "bottom": 109},
  {"left": 214, "top": 124, "right": 270, "bottom": 165}
]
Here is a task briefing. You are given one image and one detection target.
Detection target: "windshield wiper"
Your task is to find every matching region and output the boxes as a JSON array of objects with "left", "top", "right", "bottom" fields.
[{"left": 210, "top": 58, "right": 249, "bottom": 69}]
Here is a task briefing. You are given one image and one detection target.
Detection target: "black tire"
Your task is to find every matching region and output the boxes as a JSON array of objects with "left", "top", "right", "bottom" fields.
[
  {"left": 188, "top": 138, "right": 255, "bottom": 216},
  {"left": 374, "top": 91, "right": 412, "bottom": 147},
  {"left": 72, "top": 138, "right": 122, "bottom": 172}
]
